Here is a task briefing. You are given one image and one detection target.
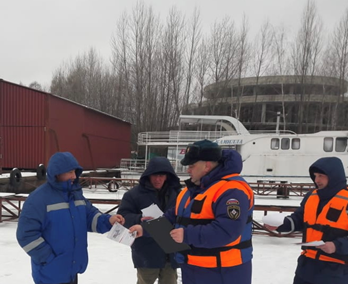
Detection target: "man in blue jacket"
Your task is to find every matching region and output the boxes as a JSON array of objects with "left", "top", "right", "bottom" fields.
[
  {"left": 16, "top": 152, "right": 124, "bottom": 284},
  {"left": 118, "top": 157, "right": 181, "bottom": 284},
  {"left": 265, "top": 157, "right": 348, "bottom": 284},
  {"left": 130, "top": 140, "right": 254, "bottom": 284}
]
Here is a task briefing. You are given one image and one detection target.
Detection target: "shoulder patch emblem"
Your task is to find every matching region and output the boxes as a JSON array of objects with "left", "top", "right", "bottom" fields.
[
  {"left": 227, "top": 200, "right": 240, "bottom": 220},
  {"left": 226, "top": 198, "right": 239, "bottom": 205}
]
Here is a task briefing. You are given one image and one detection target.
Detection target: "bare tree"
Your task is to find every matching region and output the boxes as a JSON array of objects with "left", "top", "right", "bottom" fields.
[
  {"left": 329, "top": 8, "right": 348, "bottom": 129},
  {"left": 291, "top": 0, "right": 323, "bottom": 133},
  {"left": 250, "top": 20, "right": 274, "bottom": 128},
  {"left": 28, "top": 81, "right": 44, "bottom": 91},
  {"left": 270, "top": 25, "right": 291, "bottom": 130},
  {"left": 111, "top": 2, "right": 163, "bottom": 136},
  {"left": 135, "top": 3, "right": 162, "bottom": 131},
  {"left": 160, "top": 7, "right": 186, "bottom": 127},
  {"left": 193, "top": 38, "right": 211, "bottom": 110},
  {"left": 206, "top": 16, "right": 239, "bottom": 115},
  {"left": 111, "top": 11, "right": 134, "bottom": 122},
  {"left": 49, "top": 0, "right": 348, "bottom": 145},
  {"left": 51, "top": 48, "right": 109, "bottom": 109},
  {"left": 236, "top": 15, "right": 250, "bottom": 120},
  {"left": 183, "top": 7, "right": 202, "bottom": 106}
]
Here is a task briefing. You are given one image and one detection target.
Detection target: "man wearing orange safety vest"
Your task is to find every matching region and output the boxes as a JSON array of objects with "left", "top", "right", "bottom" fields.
[
  {"left": 265, "top": 157, "right": 348, "bottom": 284},
  {"left": 130, "top": 139, "right": 254, "bottom": 284}
]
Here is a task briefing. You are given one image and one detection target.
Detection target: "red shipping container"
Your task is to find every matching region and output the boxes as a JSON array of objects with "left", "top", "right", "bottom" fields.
[{"left": 0, "top": 79, "right": 131, "bottom": 172}]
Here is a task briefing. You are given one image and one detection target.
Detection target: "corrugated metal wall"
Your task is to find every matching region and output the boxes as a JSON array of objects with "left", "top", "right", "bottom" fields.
[
  {"left": 0, "top": 79, "right": 131, "bottom": 170},
  {"left": 82, "top": 108, "right": 131, "bottom": 168},
  {"left": 47, "top": 96, "right": 131, "bottom": 169},
  {"left": 0, "top": 80, "right": 46, "bottom": 169}
]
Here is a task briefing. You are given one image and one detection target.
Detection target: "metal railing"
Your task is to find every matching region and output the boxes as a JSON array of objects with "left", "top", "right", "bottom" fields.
[
  {"left": 120, "top": 159, "right": 188, "bottom": 174},
  {"left": 119, "top": 159, "right": 147, "bottom": 171},
  {"left": 138, "top": 130, "right": 238, "bottom": 144}
]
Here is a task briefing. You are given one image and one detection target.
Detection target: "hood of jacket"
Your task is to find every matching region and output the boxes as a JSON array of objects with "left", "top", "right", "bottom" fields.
[
  {"left": 139, "top": 157, "right": 180, "bottom": 188},
  {"left": 200, "top": 149, "right": 243, "bottom": 189},
  {"left": 47, "top": 152, "right": 83, "bottom": 192},
  {"left": 309, "top": 157, "right": 347, "bottom": 200}
]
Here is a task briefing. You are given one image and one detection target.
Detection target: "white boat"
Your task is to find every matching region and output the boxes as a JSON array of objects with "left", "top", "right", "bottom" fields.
[
  {"left": 217, "top": 128, "right": 348, "bottom": 184},
  {"left": 121, "top": 115, "right": 238, "bottom": 179},
  {"left": 121, "top": 115, "right": 348, "bottom": 184}
]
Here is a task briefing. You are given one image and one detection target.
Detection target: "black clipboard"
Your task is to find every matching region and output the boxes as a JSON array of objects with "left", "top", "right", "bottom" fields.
[{"left": 142, "top": 216, "right": 191, "bottom": 254}]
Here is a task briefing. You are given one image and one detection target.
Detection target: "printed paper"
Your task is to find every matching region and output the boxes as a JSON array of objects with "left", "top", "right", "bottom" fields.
[{"left": 107, "top": 222, "right": 137, "bottom": 246}]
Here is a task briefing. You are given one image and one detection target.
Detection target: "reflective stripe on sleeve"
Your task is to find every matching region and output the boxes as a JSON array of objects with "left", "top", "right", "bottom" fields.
[
  {"left": 47, "top": 203, "right": 69, "bottom": 212},
  {"left": 75, "top": 200, "right": 86, "bottom": 206},
  {"left": 91, "top": 212, "right": 102, "bottom": 232},
  {"left": 23, "top": 237, "right": 45, "bottom": 253}
]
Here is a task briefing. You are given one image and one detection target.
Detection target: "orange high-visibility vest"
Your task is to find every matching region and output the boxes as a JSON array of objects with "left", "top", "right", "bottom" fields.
[
  {"left": 302, "top": 188, "right": 348, "bottom": 264},
  {"left": 175, "top": 174, "right": 254, "bottom": 268}
]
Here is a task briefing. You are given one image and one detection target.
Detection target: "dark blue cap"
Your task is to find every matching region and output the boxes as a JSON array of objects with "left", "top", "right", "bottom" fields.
[{"left": 180, "top": 139, "right": 222, "bottom": 166}]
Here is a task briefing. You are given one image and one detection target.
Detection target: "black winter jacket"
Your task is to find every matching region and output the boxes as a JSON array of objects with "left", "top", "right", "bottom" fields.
[{"left": 118, "top": 157, "right": 181, "bottom": 269}]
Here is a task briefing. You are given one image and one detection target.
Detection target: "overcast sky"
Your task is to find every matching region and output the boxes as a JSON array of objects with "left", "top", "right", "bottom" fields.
[{"left": 1, "top": 0, "right": 347, "bottom": 88}]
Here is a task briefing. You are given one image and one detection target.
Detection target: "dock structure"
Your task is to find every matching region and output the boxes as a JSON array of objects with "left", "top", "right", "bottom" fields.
[
  {"left": 0, "top": 192, "right": 123, "bottom": 223},
  {"left": 1, "top": 179, "right": 309, "bottom": 237},
  {"left": 79, "top": 177, "right": 314, "bottom": 198}
]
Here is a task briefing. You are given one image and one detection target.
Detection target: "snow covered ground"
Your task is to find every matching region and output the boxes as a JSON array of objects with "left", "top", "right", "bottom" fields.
[{"left": 0, "top": 188, "right": 303, "bottom": 283}]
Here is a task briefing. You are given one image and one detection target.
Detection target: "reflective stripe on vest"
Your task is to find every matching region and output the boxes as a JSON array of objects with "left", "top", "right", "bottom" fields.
[
  {"left": 303, "top": 188, "right": 348, "bottom": 264},
  {"left": 175, "top": 174, "right": 254, "bottom": 268}
]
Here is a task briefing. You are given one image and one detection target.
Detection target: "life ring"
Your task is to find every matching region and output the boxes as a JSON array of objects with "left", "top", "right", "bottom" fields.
[
  {"left": 36, "top": 164, "right": 47, "bottom": 180},
  {"left": 10, "top": 168, "right": 22, "bottom": 188}
]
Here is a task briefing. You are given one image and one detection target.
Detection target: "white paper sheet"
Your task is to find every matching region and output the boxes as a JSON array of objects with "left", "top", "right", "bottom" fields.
[
  {"left": 262, "top": 212, "right": 289, "bottom": 227},
  {"left": 296, "top": 240, "right": 325, "bottom": 246},
  {"left": 107, "top": 222, "right": 137, "bottom": 246},
  {"left": 141, "top": 204, "right": 163, "bottom": 219}
]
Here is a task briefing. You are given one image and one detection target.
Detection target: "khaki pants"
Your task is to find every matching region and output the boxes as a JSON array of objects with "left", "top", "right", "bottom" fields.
[{"left": 137, "top": 262, "right": 177, "bottom": 284}]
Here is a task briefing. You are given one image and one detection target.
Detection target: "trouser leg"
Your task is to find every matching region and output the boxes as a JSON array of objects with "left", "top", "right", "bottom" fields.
[
  {"left": 137, "top": 268, "right": 160, "bottom": 284},
  {"left": 158, "top": 262, "right": 177, "bottom": 284}
]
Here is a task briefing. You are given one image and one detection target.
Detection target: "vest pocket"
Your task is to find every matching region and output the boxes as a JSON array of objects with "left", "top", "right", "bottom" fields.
[
  {"left": 191, "top": 197, "right": 206, "bottom": 214},
  {"left": 326, "top": 207, "right": 342, "bottom": 222}
]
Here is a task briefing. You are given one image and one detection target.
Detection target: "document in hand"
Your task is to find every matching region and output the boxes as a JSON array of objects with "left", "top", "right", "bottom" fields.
[
  {"left": 142, "top": 216, "right": 191, "bottom": 254},
  {"left": 107, "top": 222, "right": 137, "bottom": 246},
  {"left": 141, "top": 203, "right": 163, "bottom": 219},
  {"left": 262, "top": 212, "right": 289, "bottom": 227},
  {"left": 295, "top": 240, "right": 325, "bottom": 246}
]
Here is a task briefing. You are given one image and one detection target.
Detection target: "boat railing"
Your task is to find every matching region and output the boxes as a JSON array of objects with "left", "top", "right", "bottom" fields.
[
  {"left": 248, "top": 129, "right": 297, "bottom": 135},
  {"left": 138, "top": 130, "right": 238, "bottom": 144},
  {"left": 119, "top": 159, "right": 147, "bottom": 170},
  {"left": 120, "top": 158, "right": 187, "bottom": 173}
]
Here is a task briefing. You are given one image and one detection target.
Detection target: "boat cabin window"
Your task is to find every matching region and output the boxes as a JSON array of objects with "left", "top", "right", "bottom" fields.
[
  {"left": 281, "top": 138, "right": 290, "bottom": 150},
  {"left": 335, "top": 137, "right": 347, "bottom": 152},
  {"left": 271, "top": 138, "right": 301, "bottom": 150},
  {"left": 323, "top": 137, "right": 347, "bottom": 152},
  {"left": 271, "top": 138, "right": 279, "bottom": 150},
  {"left": 324, "top": 137, "right": 333, "bottom": 152},
  {"left": 292, "top": 138, "right": 300, "bottom": 150}
]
